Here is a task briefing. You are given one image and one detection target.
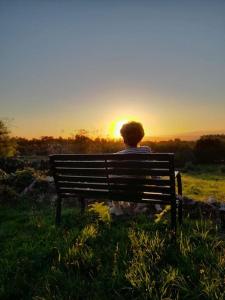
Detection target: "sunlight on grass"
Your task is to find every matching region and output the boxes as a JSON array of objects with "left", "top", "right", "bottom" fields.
[
  {"left": 88, "top": 202, "right": 111, "bottom": 223},
  {"left": 0, "top": 205, "right": 225, "bottom": 299},
  {"left": 81, "top": 224, "right": 98, "bottom": 240},
  {"left": 182, "top": 173, "right": 225, "bottom": 202}
]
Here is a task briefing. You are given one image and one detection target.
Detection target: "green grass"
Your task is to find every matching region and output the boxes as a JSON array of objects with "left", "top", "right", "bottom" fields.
[
  {"left": 0, "top": 203, "right": 225, "bottom": 300},
  {"left": 182, "top": 164, "right": 225, "bottom": 202}
]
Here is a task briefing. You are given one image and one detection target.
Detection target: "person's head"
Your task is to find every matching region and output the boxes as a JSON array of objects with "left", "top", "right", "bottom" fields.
[{"left": 120, "top": 121, "right": 145, "bottom": 147}]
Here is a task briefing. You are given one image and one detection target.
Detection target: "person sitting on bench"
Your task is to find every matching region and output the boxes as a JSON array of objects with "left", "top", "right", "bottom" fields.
[{"left": 109, "top": 121, "right": 162, "bottom": 216}]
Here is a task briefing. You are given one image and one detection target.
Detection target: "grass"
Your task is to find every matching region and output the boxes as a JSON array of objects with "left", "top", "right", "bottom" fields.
[
  {"left": 0, "top": 202, "right": 225, "bottom": 300},
  {"left": 182, "top": 164, "right": 225, "bottom": 202}
]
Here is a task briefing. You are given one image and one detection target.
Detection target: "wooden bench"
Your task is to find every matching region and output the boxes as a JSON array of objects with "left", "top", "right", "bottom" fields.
[{"left": 50, "top": 153, "right": 183, "bottom": 233}]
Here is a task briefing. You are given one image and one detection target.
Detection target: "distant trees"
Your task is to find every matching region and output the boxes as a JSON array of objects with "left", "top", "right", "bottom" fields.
[
  {"left": 1, "top": 121, "right": 224, "bottom": 166},
  {"left": 144, "top": 139, "right": 196, "bottom": 166},
  {"left": 0, "top": 120, "right": 17, "bottom": 157},
  {"left": 14, "top": 134, "right": 225, "bottom": 165},
  {"left": 15, "top": 133, "right": 124, "bottom": 156},
  {"left": 194, "top": 135, "right": 225, "bottom": 163}
]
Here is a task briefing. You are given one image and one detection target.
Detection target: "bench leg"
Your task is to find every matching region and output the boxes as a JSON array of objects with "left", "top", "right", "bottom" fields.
[
  {"left": 171, "top": 201, "right": 177, "bottom": 238},
  {"left": 178, "top": 198, "right": 183, "bottom": 225},
  {"left": 79, "top": 197, "right": 86, "bottom": 214},
  {"left": 55, "top": 197, "right": 62, "bottom": 226}
]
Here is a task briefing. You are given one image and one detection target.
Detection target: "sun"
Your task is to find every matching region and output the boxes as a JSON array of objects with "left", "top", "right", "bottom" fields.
[{"left": 109, "top": 119, "right": 128, "bottom": 139}]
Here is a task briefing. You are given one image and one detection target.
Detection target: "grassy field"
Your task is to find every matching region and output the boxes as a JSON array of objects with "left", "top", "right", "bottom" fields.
[
  {"left": 0, "top": 202, "right": 225, "bottom": 300},
  {"left": 182, "top": 164, "right": 225, "bottom": 202},
  {"left": 0, "top": 164, "right": 225, "bottom": 299}
]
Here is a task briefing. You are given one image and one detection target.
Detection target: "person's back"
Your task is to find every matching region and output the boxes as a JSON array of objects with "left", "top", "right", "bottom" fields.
[
  {"left": 117, "top": 145, "right": 151, "bottom": 154},
  {"left": 110, "top": 121, "right": 155, "bottom": 216}
]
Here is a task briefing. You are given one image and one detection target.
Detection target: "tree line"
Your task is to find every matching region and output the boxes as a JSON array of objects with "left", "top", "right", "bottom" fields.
[{"left": 0, "top": 120, "right": 224, "bottom": 166}]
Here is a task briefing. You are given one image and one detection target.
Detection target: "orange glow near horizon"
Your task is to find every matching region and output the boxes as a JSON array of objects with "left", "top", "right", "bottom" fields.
[{"left": 109, "top": 119, "right": 128, "bottom": 139}]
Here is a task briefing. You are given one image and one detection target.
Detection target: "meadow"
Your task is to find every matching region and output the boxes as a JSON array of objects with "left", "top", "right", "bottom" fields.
[
  {"left": 0, "top": 164, "right": 225, "bottom": 300},
  {"left": 0, "top": 203, "right": 225, "bottom": 300},
  {"left": 182, "top": 164, "right": 225, "bottom": 202}
]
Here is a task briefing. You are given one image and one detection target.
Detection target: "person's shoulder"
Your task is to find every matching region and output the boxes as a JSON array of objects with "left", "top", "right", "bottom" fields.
[
  {"left": 115, "top": 146, "right": 152, "bottom": 154},
  {"left": 116, "top": 149, "right": 128, "bottom": 154},
  {"left": 139, "top": 146, "right": 152, "bottom": 153}
]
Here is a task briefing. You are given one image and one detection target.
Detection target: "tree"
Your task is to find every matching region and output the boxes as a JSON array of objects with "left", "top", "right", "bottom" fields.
[
  {"left": 0, "top": 120, "right": 17, "bottom": 157},
  {"left": 194, "top": 135, "right": 225, "bottom": 163}
]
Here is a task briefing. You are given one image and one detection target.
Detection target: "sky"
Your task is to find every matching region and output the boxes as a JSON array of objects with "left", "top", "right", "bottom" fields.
[{"left": 0, "top": 0, "right": 225, "bottom": 139}]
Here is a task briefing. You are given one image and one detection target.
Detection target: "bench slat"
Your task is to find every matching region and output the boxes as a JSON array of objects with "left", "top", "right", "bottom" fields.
[
  {"left": 109, "top": 184, "right": 171, "bottom": 194},
  {"left": 57, "top": 181, "right": 171, "bottom": 194},
  {"left": 108, "top": 168, "right": 170, "bottom": 176},
  {"left": 55, "top": 168, "right": 170, "bottom": 176},
  {"left": 58, "top": 181, "right": 109, "bottom": 190},
  {"left": 56, "top": 168, "right": 107, "bottom": 176},
  {"left": 54, "top": 161, "right": 106, "bottom": 168},
  {"left": 60, "top": 190, "right": 109, "bottom": 199},
  {"left": 110, "top": 191, "right": 171, "bottom": 201},
  {"left": 106, "top": 160, "right": 170, "bottom": 169},
  {"left": 108, "top": 177, "right": 170, "bottom": 186},
  {"left": 54, "top": 160, "right": 171, "bottom": 169},
  {"left": 50, "top": 153, "right": 174, "bottom": 161},
  {"left": 56, "top": 175, "right": 108, "bottom": 183},
  {"left": 56, "top": 175, "right": 171, "bottom": 186}
]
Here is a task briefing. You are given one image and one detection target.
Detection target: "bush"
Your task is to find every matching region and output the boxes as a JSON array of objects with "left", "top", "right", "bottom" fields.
[
  {"left": 33, "top": 178, "right": 51, "bottom": 193},
  {"left": 0, "top": 157, "right": 25, "bottom": 173},
  {"left": 194, "top": 136, "right": 225, "bottom": 163},
  {"left": 6, "top": 168, "right": 36, "bottom": 193},
  {"left": 0, "top": 168, "right": 8, "bottom": 180},
  {"left": 0, "top": 185, "right": 19, "bottom": 204},
  {"left": 183, "top": 162, "right": 200, "bottom": 172},
  {"left": 220, "top": 165, "right": 225, "bottom": 174}
]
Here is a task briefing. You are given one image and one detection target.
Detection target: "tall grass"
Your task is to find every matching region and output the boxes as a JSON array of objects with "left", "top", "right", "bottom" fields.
[{"left": 0, "top": 203, "right": 224, "bottom": 300}]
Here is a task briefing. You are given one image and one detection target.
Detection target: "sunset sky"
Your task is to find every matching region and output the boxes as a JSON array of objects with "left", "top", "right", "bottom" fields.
[{"left": 0, "top": 0, "right": 225, "bottom": 139}]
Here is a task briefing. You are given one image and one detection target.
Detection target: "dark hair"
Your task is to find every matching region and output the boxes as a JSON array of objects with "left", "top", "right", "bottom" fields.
[{"left": 120, "top": 121, "right": 145, "bottom": 147}]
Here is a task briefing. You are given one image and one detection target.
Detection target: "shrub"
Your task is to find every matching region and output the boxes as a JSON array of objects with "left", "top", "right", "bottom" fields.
[
  {"left": 6, "top": 168, "right": 36, "bottom": 193},
  {"left": 0, "top": 185, "right": 19, "bottom": 204},
  {"left": 0, "top": 168, "right": 8, "bottom": 180},
  {"left": 194, "top": 136, "right": 225, "bottom": 163},
  {"left": 33, "top": 178, "right": 51, "bottom": 193},
  {"left": 0, "top": 157, "right": 25, "bottom": 173},
  {"left": 183, "top": 162, "right": 200, "bottom": 172},
  {"left": 220, "top": 165, "right": 225, "bottom": 174}
]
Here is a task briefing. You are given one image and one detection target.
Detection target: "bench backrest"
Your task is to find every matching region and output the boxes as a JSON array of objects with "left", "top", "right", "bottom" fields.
[{"left": 50, "top": 153, "right": 176, "bottom": 205}]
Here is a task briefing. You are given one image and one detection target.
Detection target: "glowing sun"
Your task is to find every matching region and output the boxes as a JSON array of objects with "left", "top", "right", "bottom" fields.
[{"left": 109, "top": 119, "right": 128, "bottom": 139}]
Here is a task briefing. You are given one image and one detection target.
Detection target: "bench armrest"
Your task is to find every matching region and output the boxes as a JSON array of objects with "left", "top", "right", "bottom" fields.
[{"left": 175, "top": 171, "right": 182, "bottom": 196}]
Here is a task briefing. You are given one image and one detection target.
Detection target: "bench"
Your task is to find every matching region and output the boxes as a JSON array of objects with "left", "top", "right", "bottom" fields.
[{"left": 50, "top": 153, "right": 183, "bottom": 233}]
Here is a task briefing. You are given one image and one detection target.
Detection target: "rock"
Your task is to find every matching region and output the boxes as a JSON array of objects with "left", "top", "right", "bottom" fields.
[
  {"left": 219, "top": 203, "right": 225, "bottom": 211},
  {"left": 155, "top": 204, "right": 162, "bottom": 212},
  {"left": 207, "top": 196, "right": 217, "bottom": 206},
  {"left": 182, "top": 196, "right": 198, "bottom": 206},
  {"left": 46, "top": 176, "right": 54, "bottom": 183},
  {"left": 21, "top": 179, "right": 37, "bottom": 195}
]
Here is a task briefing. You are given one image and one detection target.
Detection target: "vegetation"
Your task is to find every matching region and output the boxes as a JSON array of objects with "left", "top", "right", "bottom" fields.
[
  {"left": 182, "top": 164, "right": 225, "bottom": 202},
  {"left": 1, "top": 118, "right": 225, "bottom": 167},
  {"left": 194, "top": 135, "right": 225, "bottom": 163},
  {"left": 0, "top": 203, "right": 224, "bottom": 300},
  {"left": 12, "top": 134, "right": 225, "bottom": 166},
  {"left": 0, "top": 119, "right": 224, "bottom": 299},
  {"left": 0, "top": 120, "right": 16, "bottom": 157}
]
